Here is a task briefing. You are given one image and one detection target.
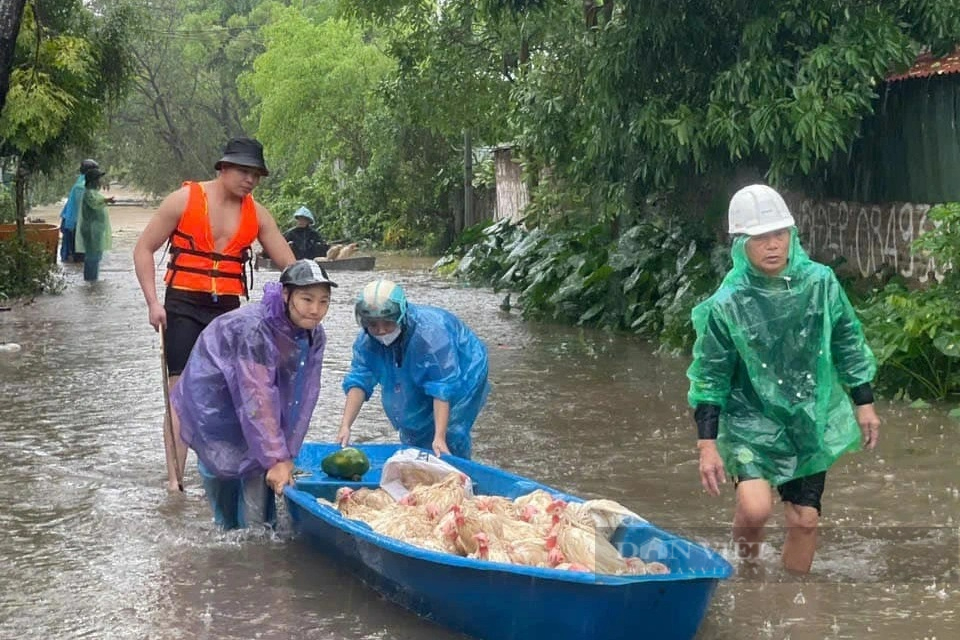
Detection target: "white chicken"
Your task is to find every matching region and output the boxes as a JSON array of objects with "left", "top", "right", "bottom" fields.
[
  {"left": 473, "top": 495, "right": 518, "bottom": 518},
  {"left": 506, "top": 537, "right": 551, "bottom": 567},
  {"left": 547, "top": 516, "right": 627, "bottom": 575},
  {"left": 513, "top": 489, "right": 556, "bottom": 513},
  {"left": 468, "top": 532, "right": 512, "bottom": 564},
  {"left": 400, "top": 472, "right": 469, "bottom": 514}
]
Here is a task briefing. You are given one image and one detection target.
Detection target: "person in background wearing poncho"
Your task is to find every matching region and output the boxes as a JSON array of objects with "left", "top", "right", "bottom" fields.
[
  {"left": 75, "top": 165, "right": 113, "bottom": 281},
  {"left": 59, "top": 159, "right": 97, "bottom": 263},
  {"left": 336, "top": 280, "right": 489, "bottom": 459},
  {"left": 171, "top": 260, "right": 336, "bottom": 529},
  {"left": 687, "top": 184, "right": 881, "bottom": 574}
]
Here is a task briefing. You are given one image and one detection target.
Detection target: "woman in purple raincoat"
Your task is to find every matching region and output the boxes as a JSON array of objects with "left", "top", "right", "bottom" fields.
[{"left": 172, "top": 260, "right": 336, "bottom": 529}]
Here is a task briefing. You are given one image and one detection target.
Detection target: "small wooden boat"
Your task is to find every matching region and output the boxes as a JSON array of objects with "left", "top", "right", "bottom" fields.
[
  {"left": 254, "top": 254, "right": 375, "bottom": 271},
  {"left": 285, "top": 443, "right": 732, "bottom": 640},
  {"left": 314, "top": 255, "right": 375, "bottom": 271}
]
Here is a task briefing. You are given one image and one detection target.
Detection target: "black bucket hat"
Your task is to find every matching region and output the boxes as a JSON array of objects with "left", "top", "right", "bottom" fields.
[
  {"left": 214, "top": 137, "right": 269, "bottom": 176},
  {"left": 84, "top": 166, "right": 106, "bottom": 182},
  {"left": 79, "top": 159, "right": 99, "bottom": 173}
]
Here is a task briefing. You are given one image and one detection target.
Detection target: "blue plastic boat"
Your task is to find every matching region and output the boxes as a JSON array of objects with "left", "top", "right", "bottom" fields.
[{"left": 285, "top": 443, "right": 733, "bottom": 640}]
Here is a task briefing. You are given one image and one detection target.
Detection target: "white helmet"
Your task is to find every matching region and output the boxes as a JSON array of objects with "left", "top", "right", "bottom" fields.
[{"left": 728, "top": 184, "right": 795, "bottom": 235}]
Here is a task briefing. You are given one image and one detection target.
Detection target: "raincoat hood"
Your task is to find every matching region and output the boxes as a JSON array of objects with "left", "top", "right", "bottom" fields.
[
  {"left": 687, "top": 229, "right": 876, "bottom": 485},
  {"left": 728, "top": 226, "right": 808, "bottom": 284}
]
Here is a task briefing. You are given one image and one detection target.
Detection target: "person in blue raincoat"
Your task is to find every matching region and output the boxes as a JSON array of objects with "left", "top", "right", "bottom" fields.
[
  {"left": 687, "top": 184, "right": 880, "bottom": 574},
  {"left": 336, "top": 280, "right": 489, "bottom": 459},
  {"left": 171, "top": 260, "right": 337, "bottom": 529},
  {"left": 59, "top": 159, "right": 98, "bottom": 263}
]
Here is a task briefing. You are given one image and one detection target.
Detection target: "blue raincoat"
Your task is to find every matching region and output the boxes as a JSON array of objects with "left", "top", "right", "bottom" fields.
[
  {"left": 59, "top": 175, "right": 85, "bottom": 231},
  {"left": 342, "top": 304, "right": 489, "bottom": 458},
  {"left": 172, "top": 282, "right": 326, "bottom": 479}
]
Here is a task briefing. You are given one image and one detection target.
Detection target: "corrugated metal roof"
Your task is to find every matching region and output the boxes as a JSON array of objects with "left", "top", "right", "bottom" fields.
[{"left": 886, "top": 48, "right": 960, "bottom": 83}]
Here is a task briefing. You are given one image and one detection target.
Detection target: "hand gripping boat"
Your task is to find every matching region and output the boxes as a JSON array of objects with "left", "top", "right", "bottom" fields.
[{"left": 285, "top": 443, "right": 733, "bottom": 640}]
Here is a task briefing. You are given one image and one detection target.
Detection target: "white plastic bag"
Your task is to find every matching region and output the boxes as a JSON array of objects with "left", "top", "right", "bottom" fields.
[{"left": 379, "top": 448, "right": 475, "bottom": 501}]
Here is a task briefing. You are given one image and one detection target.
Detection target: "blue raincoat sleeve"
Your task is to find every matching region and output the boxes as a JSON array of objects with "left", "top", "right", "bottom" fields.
[
  {"left": 343, "top": 337, "right": 379, "bottom": 399},
  {"left": 827, "top": 275, "right": 877, "bottom": 387},
  {"left": 227, "top": 332, "right": 290, "bottom": 469},
  {"left": 687, "top": 303, "right": 739, "bottom": 409}
]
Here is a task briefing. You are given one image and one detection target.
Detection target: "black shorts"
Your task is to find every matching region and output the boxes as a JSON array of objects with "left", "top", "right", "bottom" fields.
[
  {"left": 734, "top": 471, "right": 827, "bottom": 515},
  {"left": 163, "top": 288, "right": 240, "bottom": 375}
]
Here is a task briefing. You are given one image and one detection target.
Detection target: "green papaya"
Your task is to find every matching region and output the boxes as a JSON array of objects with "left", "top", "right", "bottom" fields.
[{"left": 321, "top": 447, "right": 371, "bottom": 480}]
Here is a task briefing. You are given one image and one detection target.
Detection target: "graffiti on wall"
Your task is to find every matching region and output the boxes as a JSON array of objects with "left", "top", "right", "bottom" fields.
[{"left": 790, "top": 195, "right": 943, "bottom": 282}]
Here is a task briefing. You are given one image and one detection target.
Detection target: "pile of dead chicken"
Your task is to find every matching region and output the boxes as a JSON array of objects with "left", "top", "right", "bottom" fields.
[{"left": 321, "top": 472, "right": 670, "bottom": 576}]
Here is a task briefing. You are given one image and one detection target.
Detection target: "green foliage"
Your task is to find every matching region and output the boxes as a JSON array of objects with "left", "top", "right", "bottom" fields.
[
  {"left": 512, "top": 0, "right": 955, "bottom": 209},
  {"left": 243, "top": 5, "right": 464, "bottom": 251},
  {"left": 859, "top": 202, "right": 960, "bottom": 400},
  {"left": 0, "top": 186, "right": 14, "bottom": 224},
  {"left": 99, "top": 0, "right": 264, "bottom": 195},
  {"left": 860, "top": 280, "right": 960, "bottom": 400},
  {"left": 0, "top": 0, "right": 135, "bottom": 172},
  {"left": 452, "top": 213, "right": 725, "bottom": 349},
  {"left": 0, "top": 0, "right": 133, "bottom": 296},
  {"left": 242, "top": 10, "right": 393, "bottom": 179},
  {"left": 0, "top": 237, "right": 65, "bottom": 300}
]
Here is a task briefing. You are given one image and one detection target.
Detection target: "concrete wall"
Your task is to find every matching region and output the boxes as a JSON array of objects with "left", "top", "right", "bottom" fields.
[{"left": 787, "top": 193, "right": 944, "bottom": 283}]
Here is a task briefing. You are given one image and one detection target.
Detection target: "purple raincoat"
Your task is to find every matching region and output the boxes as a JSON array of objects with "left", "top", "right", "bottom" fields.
[{"left": 172, "top": 283, "right": 326, "bottom": 478}]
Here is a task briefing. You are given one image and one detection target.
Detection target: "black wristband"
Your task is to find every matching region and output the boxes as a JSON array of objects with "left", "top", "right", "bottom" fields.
[
  {"left": 850, "top": 383, "right": 874, "bottom": 406},
  {"left": 694, "top": 404, "right": 721, "bottom": 439}
]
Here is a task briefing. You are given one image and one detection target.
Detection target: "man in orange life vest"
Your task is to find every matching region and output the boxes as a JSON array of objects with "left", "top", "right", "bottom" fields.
[{"left": 133, "top": 137, "right": 296, "bottom": 492}]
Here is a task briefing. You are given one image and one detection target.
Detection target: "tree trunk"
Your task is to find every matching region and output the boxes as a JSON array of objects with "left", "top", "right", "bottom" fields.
[
  {"left": 463, "top": 129, "right": 473, "bottom": 232},
  {"left": 0, "top": 0, "right": 28, "bottom": 113},
  {"left": 14, "top": 156, "right": 27, "bottom": 239}
]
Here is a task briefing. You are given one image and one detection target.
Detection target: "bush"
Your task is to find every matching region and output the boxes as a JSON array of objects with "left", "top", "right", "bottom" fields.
[
  {"left": 858, "top": 202, "right": 960, "bottom": 400},
  {"left": 450, "top": 216, "right": 725, "bottom": 350},
  {"left": 0, "top": 237, "right": 66, "bottom": 300}
]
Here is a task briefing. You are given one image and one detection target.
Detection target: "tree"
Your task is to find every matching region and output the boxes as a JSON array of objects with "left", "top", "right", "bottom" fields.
[
  {"left": 0, "top": 0, "right": 133, "bottom": 227},
  {"left": 0, "top": 0, "right": 28, "bottom": 113},
  {"left": 511, "top": 0, "right": 960, "bottom": 221},
  {"left": 243, "top": 8, "right": 393, "bottom": 180},
  {"left": 99, "top": 0, "right": 269, "bottom": 195}
]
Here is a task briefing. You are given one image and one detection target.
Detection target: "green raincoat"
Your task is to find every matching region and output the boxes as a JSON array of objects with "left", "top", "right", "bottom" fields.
[
  {"left": 75, "top": 189, "right": 112, "bottom": 255},
  {"left": 687, "top": 228, "right": 876, "bottom": 486}
]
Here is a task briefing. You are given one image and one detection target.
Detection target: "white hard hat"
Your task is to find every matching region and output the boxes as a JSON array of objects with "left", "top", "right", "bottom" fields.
[{"left": 728, "top": 184, "right": 795, "bottom": 235}]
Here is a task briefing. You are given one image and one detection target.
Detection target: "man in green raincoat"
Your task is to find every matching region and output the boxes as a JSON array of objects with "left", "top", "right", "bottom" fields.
[{"left": 687, "top": 184, "right": 881, "bottom": 574}]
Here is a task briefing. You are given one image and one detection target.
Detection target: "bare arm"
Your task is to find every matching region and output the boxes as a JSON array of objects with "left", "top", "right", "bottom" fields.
[
  {"left": 336, "top": 387, "right": 367, "bottom": 447},
  {"left": 133, "top": 187, "right": 189, "bottom": 330},
  {"left": 432, "top": 398, "right": 451, "bottom": 456},
  {"left": 256, "top": 203, "right": 296, "bottom": 268}
]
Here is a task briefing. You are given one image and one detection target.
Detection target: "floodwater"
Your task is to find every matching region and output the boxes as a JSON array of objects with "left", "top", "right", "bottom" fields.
[{"left": 0, "top": 203, "right": 957, "bottom": 640}]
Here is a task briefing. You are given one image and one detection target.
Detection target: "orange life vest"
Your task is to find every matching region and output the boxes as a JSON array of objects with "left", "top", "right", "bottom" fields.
[{"left": 164, "top": 181, "right": 259, "bottom": 297}]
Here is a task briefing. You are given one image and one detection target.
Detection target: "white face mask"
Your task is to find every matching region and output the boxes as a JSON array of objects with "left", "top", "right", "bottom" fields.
[{"left": 373, "top": 326, "right": 402, "bottom": 346}]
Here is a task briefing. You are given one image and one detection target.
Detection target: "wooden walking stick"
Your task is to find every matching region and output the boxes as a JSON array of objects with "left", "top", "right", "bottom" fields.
[{"left": 159, "top": 328, "right": 184, "bottom": 491}]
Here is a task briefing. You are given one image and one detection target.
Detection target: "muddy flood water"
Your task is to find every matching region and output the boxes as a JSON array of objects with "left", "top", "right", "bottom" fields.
[{"left": 0, "top": 202, "right": 958, "bottom": 639}]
